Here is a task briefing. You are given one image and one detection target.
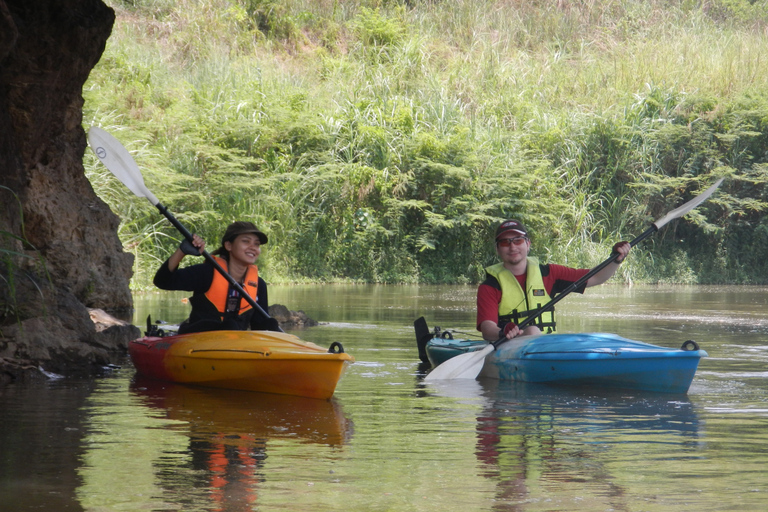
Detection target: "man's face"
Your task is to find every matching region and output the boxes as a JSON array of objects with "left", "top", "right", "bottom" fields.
[{"left": 496, "top": 235, "right": 530, "bottom": 266}]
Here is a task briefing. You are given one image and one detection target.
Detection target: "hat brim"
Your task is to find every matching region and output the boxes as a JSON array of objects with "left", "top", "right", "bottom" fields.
[
  {"left": 496, "top": 229, "right": 526, "bottom": 240},
  {"left": 229, "top": 231, "right": 268, "bottom": 244},
  {"left": 250, "top": 231, "right": 268, "bottom": 244}
]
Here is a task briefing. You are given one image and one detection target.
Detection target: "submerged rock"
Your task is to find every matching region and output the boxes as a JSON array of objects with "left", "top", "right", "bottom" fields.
[{"left": 268, "top": 304, "right": 318, "bottom": 328}]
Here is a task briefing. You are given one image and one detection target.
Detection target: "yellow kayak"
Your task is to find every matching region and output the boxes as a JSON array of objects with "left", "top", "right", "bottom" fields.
[{"left": 129, "top": 330, "right": 353, "bottom": 399}]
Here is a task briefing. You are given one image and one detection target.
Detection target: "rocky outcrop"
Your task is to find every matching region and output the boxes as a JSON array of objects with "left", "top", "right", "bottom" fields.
[{"left": 0, "top": 0, "right": 138, "bottom": 383}]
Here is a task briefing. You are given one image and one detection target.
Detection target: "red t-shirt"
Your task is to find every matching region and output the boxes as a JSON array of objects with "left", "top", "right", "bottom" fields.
[{"left": 476, "top": 263, "right": 589, "bottom": 329}]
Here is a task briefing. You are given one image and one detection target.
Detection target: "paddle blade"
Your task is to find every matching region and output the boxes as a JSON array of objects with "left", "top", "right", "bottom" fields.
[
  {"left": 652, "top": 177, "right": 724, "bottom": 230},
  {"left": 423, "top": 344, "right": 494, "bottom": 381},
  {"left": 87, "top": 127, "right": 159, "bottom": 205}
]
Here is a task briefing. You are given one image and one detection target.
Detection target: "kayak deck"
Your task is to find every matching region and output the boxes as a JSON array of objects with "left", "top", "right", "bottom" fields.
[{"left": 129, "top": 330, "right": 353, "bottom": 399}]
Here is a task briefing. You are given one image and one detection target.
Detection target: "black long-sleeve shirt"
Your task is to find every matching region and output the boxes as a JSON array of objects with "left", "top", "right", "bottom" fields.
[{"left": 154, "top": 259, "right": 272, "bottom": 331}]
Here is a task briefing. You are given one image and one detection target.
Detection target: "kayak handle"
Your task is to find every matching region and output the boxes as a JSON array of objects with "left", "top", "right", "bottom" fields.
[
  {"left": 681, "top": 340, "right": 700, "bottom": 351},
  {"left": 328, "top": 342, "right": 345, "bottom": 354}
]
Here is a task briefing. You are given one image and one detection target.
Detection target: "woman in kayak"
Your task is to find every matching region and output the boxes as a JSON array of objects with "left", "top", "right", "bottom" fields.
[
  {"left": 477, "top": 219, "right": 630, "bottom": 342},
  {"left": 154, "top": 221, "right": 280, "bottom": 334}
]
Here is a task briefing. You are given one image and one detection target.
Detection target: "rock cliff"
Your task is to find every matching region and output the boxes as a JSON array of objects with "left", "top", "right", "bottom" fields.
[{"left": 0, "top": 0, "right": 139, "bottom": 383}]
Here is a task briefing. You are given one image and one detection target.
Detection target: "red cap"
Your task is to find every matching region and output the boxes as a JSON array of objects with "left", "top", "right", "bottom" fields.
[{"left": 495, "top": 219, "right": 528, "bottom": 241}]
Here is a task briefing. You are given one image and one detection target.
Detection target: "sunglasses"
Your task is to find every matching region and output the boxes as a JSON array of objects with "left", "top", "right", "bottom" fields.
[{"left": 497, "top": 237, "right": 528, "bottom": 247}]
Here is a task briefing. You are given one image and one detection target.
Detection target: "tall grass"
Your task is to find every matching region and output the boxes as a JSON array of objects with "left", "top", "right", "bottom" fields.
[{"left": 83, "top": 0, "right": 768, "bottom": 287}]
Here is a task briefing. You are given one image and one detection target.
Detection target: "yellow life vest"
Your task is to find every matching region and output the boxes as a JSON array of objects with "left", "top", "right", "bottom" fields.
[
  {"left": 485, "top": 258, "right": 557, "bottom": 333},
  {"left": 204, "top": 256, "right": 259, "bottom": 319}
]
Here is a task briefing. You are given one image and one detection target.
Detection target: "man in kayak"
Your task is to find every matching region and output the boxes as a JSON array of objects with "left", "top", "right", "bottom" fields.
[
  {"left": 154, "top": 221, "right": 281, "bottom": 334},
  {"left": 477, "top": 219, "right": 630, "bottom": 342}
]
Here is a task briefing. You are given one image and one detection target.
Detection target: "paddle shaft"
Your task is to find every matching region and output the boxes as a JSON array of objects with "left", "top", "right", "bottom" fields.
[{"left": 156, "top": 202, "right": 283, "bottom": 332}]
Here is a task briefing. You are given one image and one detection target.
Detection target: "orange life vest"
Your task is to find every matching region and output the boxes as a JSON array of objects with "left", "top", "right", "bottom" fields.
[{"left": 204, "top": 256, "right": 259, "bottom": 318}]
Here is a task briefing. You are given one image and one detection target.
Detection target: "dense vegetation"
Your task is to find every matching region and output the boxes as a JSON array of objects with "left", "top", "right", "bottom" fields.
[{"left": 83, "top": 0, "right": 768, "bottom": 288}]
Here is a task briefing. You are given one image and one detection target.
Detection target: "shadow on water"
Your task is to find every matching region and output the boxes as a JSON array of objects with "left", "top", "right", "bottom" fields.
[{"left": 0, "top": 380, "right": 95, "bottom": 512}]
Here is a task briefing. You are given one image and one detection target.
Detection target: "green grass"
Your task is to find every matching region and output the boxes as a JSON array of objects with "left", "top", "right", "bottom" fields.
[{"left": 83, "top": 0, "right": 768, "bottom": 287}]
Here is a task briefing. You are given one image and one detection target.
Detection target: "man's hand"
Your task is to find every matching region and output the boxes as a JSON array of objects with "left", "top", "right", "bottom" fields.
[
  {"left": 499, "top": 322, "right": 521, "bottom": 340},
  {"left": 612, "top": 241, "right": 630, "bottom": 263}
]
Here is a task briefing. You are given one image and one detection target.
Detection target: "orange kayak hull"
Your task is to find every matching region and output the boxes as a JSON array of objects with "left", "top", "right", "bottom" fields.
[{"left": 129, "top": 330, "right": 353, "bottom": 399}]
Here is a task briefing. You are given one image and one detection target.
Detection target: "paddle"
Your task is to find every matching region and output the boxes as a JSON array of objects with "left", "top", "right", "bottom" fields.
[
  {"left": 87, "top": 126, "right": 283, "bottom": 332},
  {"left": 424, "top": 177, "right": 725, "bottom": 381}
]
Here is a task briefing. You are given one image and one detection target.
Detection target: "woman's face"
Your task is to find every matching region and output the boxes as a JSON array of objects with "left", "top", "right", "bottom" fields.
[{"left": 224, "top": 234, "right": 262, "bottom": 265}]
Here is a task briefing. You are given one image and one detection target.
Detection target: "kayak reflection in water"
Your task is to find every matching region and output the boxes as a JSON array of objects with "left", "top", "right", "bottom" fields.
[
  {"left": 153, "top": 221, "right": 281, "bottom": 334},
  {"left": 129, "top": 380, "right": 352, "bottom": 511},
  {"left": 477, "top": 219, "right": 630, "bottom": 341}
]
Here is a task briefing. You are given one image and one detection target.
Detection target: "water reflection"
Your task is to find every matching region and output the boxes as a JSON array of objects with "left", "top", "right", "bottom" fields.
[
  {"left": 6, "top": 284, "right": 768, "bottom": 511},
  {"left": 76, "top": 375, "right": 352, "bottom": 511},
  {"left": 134, "top": 379, "right": 351, "bottom": 510},
  {"left": 129, "top": 377, "right": 353, "bottom": 446},
  {"left": 424, "top": 379, "right": 702, "bottom": 511}
]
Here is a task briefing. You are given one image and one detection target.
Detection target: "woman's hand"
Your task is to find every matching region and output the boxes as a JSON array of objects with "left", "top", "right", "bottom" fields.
[{"left": 180, "top": 234, "right": 205, "bottom": 256}]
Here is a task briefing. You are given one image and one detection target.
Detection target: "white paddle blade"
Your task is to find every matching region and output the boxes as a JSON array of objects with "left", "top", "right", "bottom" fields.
[
  {"left": 87, "top": 127, "right": 159, "bottom": 205},
  {"left": 652, "top": 177, "right": 724, "bottom": 230},
  {"left": 424, "top": 344, "right": 494, "bottom": 381}
]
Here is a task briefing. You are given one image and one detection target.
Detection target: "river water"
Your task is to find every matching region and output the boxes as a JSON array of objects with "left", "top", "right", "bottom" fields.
[{"left": 2, "top": 284, "right": 767, "bottom": 511}]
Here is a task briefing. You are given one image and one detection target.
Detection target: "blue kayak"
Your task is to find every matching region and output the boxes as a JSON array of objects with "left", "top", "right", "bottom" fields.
[
  {"left": 421, "top": 328, "right": 707, "bottom": 394},
  {"left": 425, "top": 337, "right": 487, "bottom": 367}
]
